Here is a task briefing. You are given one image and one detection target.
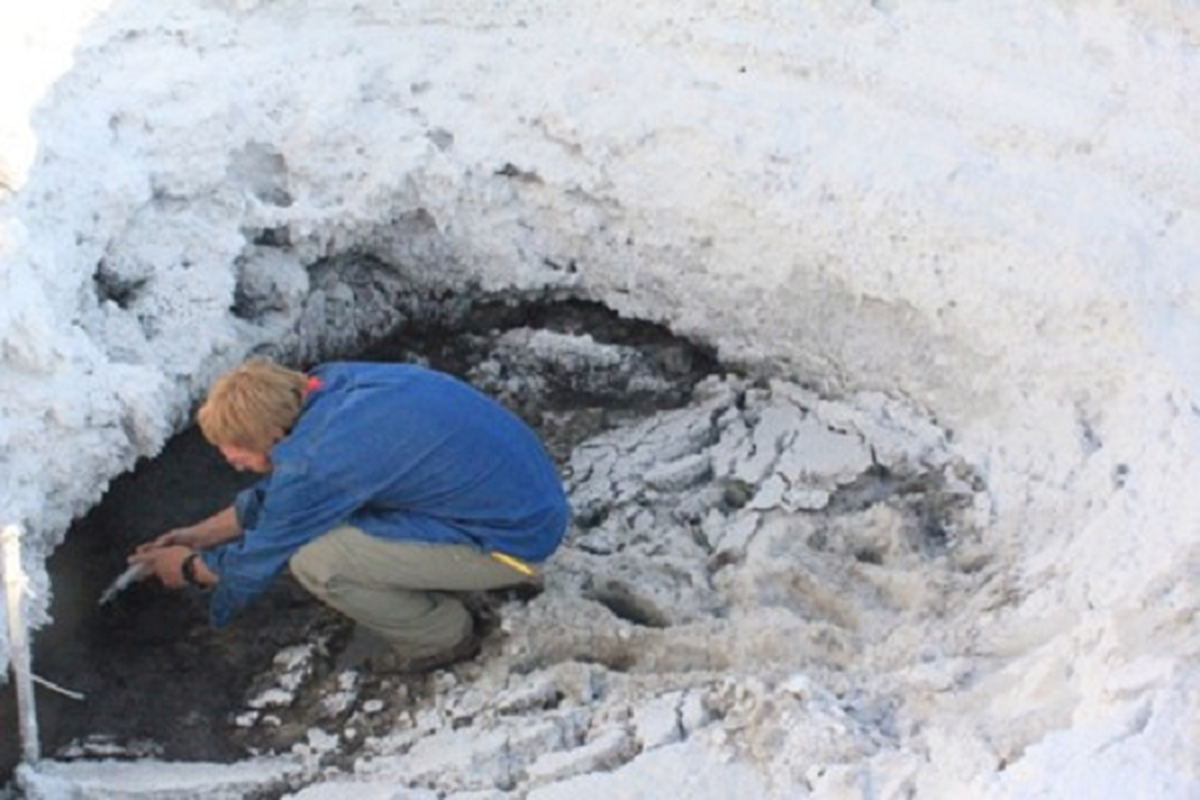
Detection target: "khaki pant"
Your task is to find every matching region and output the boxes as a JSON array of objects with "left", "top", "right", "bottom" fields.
[{"left": 289, "top": 525, "right": 540, "bottom": 659}]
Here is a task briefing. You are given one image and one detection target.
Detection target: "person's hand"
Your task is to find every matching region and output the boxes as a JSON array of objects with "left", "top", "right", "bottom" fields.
[
  {"left": 136, "top": 526, "right": 210, "bottom": 554},
  {"left": 129, "top": 545, "right": 194, "bottom": 590}
]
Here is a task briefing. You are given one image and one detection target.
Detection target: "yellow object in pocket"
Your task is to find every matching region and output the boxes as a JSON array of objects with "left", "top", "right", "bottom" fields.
[{"left": 491, "top": 551, "right": 536, "bottom": 577}]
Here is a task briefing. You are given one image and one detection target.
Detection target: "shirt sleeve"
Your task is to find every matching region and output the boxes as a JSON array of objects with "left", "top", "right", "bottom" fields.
[
  {"left": 200, "top": 468, "right": 363, "bottom": 627},
  {"left": 233, "top": 478, "right": 271, "bottom": 530}
]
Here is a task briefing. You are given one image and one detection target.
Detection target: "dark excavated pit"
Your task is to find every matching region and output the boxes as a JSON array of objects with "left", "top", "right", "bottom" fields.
[{"left": 0, "top": 295, "right": 720, "bottom": 782}]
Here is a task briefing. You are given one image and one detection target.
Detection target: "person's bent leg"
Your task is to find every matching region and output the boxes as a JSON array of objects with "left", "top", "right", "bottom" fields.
[
  {"left": 289, "top": 525, "right": 538, "bottom": 659},
  {"left": 299, "top": 525, "right": 541, "bottom": 592}
]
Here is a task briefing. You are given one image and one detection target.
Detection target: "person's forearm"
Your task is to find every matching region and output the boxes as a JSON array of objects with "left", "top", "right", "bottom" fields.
[{"left": 192, "top": 506, "right": 242, "bottom": 546}]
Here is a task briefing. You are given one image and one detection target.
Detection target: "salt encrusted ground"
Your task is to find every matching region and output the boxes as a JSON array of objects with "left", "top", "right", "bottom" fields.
[{"left": 2, "top": 0, "right": 1197, "bottom": 797}]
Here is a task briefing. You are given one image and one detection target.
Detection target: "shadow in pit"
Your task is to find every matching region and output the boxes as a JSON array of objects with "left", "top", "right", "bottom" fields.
[{"left": 0, "top": 427, "right": 328, "bottom": 782}]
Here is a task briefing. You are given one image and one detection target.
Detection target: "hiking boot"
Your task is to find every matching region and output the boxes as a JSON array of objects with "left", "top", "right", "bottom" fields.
[
  {"left": 370, "top": 629, "right": 482, "bottom": 675},
  {"left": 491, "top": 579, "right": 545, "bottom": 604},
  {"left": 334, "top": 625, "right": 394, "bottom": 673}
]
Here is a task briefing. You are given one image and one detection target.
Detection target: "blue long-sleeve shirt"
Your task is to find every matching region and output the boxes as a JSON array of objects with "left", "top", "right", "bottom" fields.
[{"left": 200, "top": 362, "right": 570, "bottom": 626}]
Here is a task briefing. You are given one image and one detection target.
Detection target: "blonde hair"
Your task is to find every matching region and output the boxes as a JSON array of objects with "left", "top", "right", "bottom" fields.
[{"left": 197, "top": 359, "right": 308, "bottom": 451}]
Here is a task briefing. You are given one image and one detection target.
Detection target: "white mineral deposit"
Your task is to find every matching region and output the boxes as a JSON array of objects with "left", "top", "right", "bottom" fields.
[{"left": 0, "top": 1, "right": 1195, "bottom": 798}]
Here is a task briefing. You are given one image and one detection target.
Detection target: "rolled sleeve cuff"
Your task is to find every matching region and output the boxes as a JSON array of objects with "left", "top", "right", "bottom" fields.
[
  {"left": 201, "top": 548, "right": 276, "bottom": 627},
  {"left": 199, "top": 543, "right": 233, "bottom": 578},
  {"left": 207, "top": 579, "right": 271, "bottom": 628},
  {"left": 234, "top": 480, "right": 270, "bottom": 530},
  {"left": 199, "top": 547, "right": 253, "bottom": 627}
]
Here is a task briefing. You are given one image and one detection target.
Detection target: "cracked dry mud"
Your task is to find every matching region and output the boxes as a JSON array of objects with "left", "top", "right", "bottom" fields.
[
  {"left": 238, "top": 371, "right": 990, "bottom": 798},
  {"left": 3, "top": 298, "right": 992, "bottom": 798}
]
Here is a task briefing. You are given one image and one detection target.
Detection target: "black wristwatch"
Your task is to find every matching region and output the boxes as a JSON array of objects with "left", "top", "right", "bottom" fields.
[{"left": 181, "top": 552, "right": 204, "bottom": 588}]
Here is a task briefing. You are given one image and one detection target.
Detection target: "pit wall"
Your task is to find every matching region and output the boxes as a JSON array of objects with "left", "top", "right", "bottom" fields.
[{"left": 0, "top": 0, "right": 1196, "bottom": 792}]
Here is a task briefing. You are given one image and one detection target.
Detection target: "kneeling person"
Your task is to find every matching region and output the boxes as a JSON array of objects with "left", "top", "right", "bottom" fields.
[{"left": 133, "top": 359, "right": 569, "bottom": 671}]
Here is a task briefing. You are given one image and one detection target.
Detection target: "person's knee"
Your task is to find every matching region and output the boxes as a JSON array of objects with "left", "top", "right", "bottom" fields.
[
  {"left": 289, "top": 540, "right": 337, "bottom": 596},
  {"left": 289, "top": 526, "right": 360, "bottom": 595}
]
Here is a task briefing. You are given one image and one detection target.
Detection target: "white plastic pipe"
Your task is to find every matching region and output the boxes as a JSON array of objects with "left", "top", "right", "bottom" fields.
[{"left": 2, "top": 523, "right": 40, "bottom": 764}]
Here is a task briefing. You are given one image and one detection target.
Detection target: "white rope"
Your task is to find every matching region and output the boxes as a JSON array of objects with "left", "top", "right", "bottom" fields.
[{"left": 32, "top": 673, "right": 86, "bottom": 702}]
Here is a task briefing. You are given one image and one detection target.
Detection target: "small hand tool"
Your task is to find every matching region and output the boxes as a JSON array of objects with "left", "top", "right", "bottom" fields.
[{"left": 98, "top": 562, "right": 148, "bottom": 606}]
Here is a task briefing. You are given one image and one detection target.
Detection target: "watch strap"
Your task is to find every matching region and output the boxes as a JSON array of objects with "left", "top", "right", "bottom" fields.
[{"left": 181, "top": 551, "right": 203, "bottom": 587}]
